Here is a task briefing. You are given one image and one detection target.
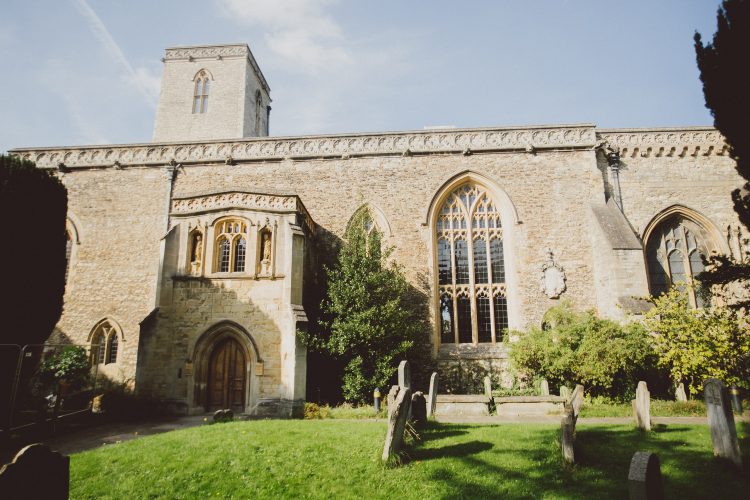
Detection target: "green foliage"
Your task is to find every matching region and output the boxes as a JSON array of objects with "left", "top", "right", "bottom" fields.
[
  {"left": 694, "top": 1, "right": 750, "bottom": 308},
  {"left": 644, "top": 287, "right": 750, "bottom": 395},
  {"left": 304, "top": 208, "right": 429, "bottom": 403},
  {"left": 0, "top": 154, "right": 68, "bottom": 345},
  {"left": 39, "top": 346, "right": 89, "bottom": 385},
  {"left": 510, "top": 302, "right": 660, "bottom": 399}
]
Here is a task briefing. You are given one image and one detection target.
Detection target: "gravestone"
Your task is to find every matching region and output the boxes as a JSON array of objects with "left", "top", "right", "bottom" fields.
[
  {"left": 560, "top": 386, "right": 571, "bottom": 400},
  {"left": 213, "top": 408, "right": 234, "bottom": 423},
  {"left": 382, "top": 387, "right": 412, "bottom": 463},
  {"left": 411, "top": 391, "right": 427, "bottom": 428},
  {"left": 569, "top": 384, "right": 584, "bottom": 419},
  {"left": 0, "top": 443, "right": 70, "bottom": 500},
  {"left": 675, "top": 383, "right": 687, "bottom": 402},
  {"left": 398, "top": 360, "right": 411, "bottom": 389},
  {"left": 632, "top": 381, "right": 651, "bottom": 431},
  {"left": 704, "top": 378, "right": 742, "bottom": 468},
  {"left": 427, "top": 372, "right": 439, "bottom": 418},
  {"left": 628, "top": 451, "right": 663, "bottom": 500},
  {"left": 560, "top": 409, "right": 576, "bottom": 464},
  {"left": 483, "top": 376, "right": 492, "bottom": 398},
  {"left": 387, "top": 385, "right": 400, "bottom": 418},
  {"left": 540, "top": 379, "right": 550, "bottom": 396}
]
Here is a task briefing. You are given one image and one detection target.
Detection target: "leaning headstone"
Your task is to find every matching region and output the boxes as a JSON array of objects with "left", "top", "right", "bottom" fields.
[
  {"left": 0, "top": 443, "right": 70, "bottom": 500},
  {"left": 387, "top": 385, "right": 400, "bottom": 418},
  {"left": 382, "top": 387, "right": 412, "bottom": 463},
  {"left": 483, "top": 376, "right": 492, "bottom": 398},
  {"left": 560, "top": 409, "right": 576, "bottom": 464},
  {"left": 426, "top": 372, "right": 439, "bottom": 418},
  {"left": 632, "top": 381, "right": 651, "bottom": 431},
  {"left": 540, "top": 379, "right": 550, "bottom": 396},
  {"left": 675, "top": 383, "right": 687, "bottom": 402},
  {"left": 397, "top": 360, "right": 411, "bottom": 390},
  {"left": 411, "top": 391, "right": 427, "bottom": 428},
  {"left": 569, "top": 384, "right": 584, "bottom": 419},
  {"left": 560, "top": 386, "right": 571, "bottom": 400},
  {"left": 704, "top": 378, "right": 742, "bottom": 468},
  {"left": 628, "top": 451, "right": 663, "bottom": 500}
]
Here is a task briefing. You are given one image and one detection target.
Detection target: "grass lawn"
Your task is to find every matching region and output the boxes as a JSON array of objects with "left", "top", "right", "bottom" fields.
[
  {"left": 580, "top": 400, "right": 709, "bottom": 418},
  {"left": 70, "top": 420, "right": 750, "bottom": 499}
]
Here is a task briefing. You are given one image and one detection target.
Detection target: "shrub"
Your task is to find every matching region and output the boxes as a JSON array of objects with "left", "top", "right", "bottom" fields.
[
  {"left": 510, "top": 302, "right": 662, "bottom": 399},
  {"left": 644, "top": 286, "right": 750, "bottom": 395},
  {"left": 39, "top": 346, "right": 90, "bottom": 388}
]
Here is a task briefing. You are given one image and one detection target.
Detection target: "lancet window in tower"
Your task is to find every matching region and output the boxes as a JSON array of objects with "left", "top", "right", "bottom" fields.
[
  {"left": 193, "top": 71, "right": 210, "bottom": 114},
  {"left": 436, "top": 183, "right": 508, "bottom": 344},
  {"left": 90, "top": 321, "right": 119, "bottom": 366},
  {"left": 646, "top": 215, "right": 711, "bottom": 308}
]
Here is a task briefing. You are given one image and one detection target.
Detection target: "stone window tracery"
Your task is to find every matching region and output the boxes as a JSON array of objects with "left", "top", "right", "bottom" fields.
[
  {"left": 193, "top": 70, "right": 210, "bottom": 114},
  {"left": 436, "top": 183, "right": 508, "bottom": 344},
  {"left": 214, "top": 219, "right": 248, "bottom": 273},
  {"left": 646, "top": 215, "right": 712, "bottom": 308},
  {"left": 90, "top": 321, "right": 119, "bottom": 366}
]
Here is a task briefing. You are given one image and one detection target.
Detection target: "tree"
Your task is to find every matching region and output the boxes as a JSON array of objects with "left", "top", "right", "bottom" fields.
[
  {"left": 510, "top": 302, "right": 661, "bottom": 399},
  {"left": 305, "top": 209, "right": 429, "bottom": 403},
  {"left": 694, "top": 0, "right": 750, "bottom": 309},
  {"left": 0, "top": 155, "right": 68, "bottom": 345},
  {"left": 644, "top": 287, "right": 750, "bottom": 395}
]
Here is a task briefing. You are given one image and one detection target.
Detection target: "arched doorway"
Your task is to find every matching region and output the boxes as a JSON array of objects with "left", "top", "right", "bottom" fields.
[{"left": 208, "top": 337, "right": 246, "bottom": 411}]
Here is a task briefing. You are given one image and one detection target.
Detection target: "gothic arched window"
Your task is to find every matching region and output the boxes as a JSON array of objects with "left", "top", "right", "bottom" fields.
[
  {"left": 193, "top": 71, "right": 210, "bottom": 114},
  {"left": 90, "top": 321, "right": 119, "bottom": 365},
  {"left": 437, "top": 183, "right": 508, "bottom": 344},
  {"left": 645, "top": 215, "right": 713, "bottom": 308},
  {"left": 214, "top": 219, "right": 248, "bottom": 273}
]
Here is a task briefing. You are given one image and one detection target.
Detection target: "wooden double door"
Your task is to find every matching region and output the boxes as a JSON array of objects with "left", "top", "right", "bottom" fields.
[{"left": 208, "top": 338, "right": 246, "bottom": 411}]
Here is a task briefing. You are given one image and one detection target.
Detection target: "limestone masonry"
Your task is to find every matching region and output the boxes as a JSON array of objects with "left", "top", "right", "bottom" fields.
[{"left": 10, "top": 44, "right": 747, "bottom": 415}]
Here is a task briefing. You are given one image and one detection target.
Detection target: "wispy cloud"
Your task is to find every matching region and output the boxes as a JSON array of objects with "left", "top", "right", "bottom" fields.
[
  {"left": 72, "top": 0, "right": 159, "bottom": 107},
  {"left": 219, "top": 0, "right": 350, "bottom": 75}
]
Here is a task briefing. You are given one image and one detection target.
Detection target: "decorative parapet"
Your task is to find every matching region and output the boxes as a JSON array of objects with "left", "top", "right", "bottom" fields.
[
  {"left": 10, "top": 124, "right": 596, "bottom": 169},
  {"left": 171, "top": 191, "right": 314, "bottom": 233},
  {"left": 597, "top": 127, "right": 728, "bottom": 158}
]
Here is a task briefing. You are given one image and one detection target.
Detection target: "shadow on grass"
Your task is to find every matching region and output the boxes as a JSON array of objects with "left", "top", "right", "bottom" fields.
[{"left": 407, "top": 423, "right": 750, "bottom": 499}]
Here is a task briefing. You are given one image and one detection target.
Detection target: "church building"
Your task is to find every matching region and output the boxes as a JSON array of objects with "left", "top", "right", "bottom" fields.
[{"left": 10, "top": 44, "right": 745, "bottom": 416}]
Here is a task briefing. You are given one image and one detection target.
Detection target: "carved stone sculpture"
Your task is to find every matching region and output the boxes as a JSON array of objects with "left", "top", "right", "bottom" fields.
[{"left": 541, "top": 248, "right": 567, "bottom": 299}]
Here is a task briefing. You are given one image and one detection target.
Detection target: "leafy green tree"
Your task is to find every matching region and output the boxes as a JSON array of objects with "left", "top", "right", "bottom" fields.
[
  {"left": 306, "top": 209, "right": 428, "bottom": 403},
  {"left": 644, "top": 286, "right": 750, "bottom": 395},
  {"left": 694, "top": 0, "right": 750, "bottom": 309},
  {"left": 0, "top": 154, "right": 68, "bottom": 345},
  {"left": 510, "top": 302, "right": 660, "bottom": 399}
]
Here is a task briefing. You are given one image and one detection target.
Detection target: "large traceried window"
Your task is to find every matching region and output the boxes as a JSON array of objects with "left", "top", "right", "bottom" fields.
[
  {"left": 646, "top": 215, "right": 713, "bottom": 308},
  {"left": 193, "top": 70, "right": 210, "bottom": 114},
  {"left": 214, "top": 219, "right": 248, "bottom": 273},
  {"left": 437, "top": 183, "right": 508, "bottom": 344}
]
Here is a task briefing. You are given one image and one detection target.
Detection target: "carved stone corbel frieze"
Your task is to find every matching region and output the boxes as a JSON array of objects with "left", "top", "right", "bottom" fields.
[{"left": 541, "top": 248, "right": 566, "bottom": 299}]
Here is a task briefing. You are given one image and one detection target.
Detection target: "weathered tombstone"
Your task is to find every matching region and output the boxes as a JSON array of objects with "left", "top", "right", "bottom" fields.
[
  {"left": 426, "top": 372, "right": 439, "bottom": 418},
  {"left": 628, "top": 451, "right": 663, "bottom": 500},
  {"left": 483, "top": 375, "right": 492, "bottom": 398},
  {"left": 632, "top": 381, "right": 651, "bottom": 431},
  {"left": 382, "top": 387, "right": 412, "bottom": 463},
  {"left": 411, "top": 391, "right": 427, "bottom": 428},
  {"left": 540, "top": 379, "right": 550, "bottom": 396},
  {"left": 704, "top": 378, "right": 742, "bottom": 468},
  {"left": 675, "top": 383, "right": 687, "bottom": 402},
  {"left": 397, "top": 360, "right": 411, "bottom": 390},
  {"left": 560, "top": 386, "right": 571, "bottom": 400},
  {"left": 569, "top": 384, "right": 584, "bottom": 419},
  {"left": 0, "top": 443, "right": 70, "bottom": 500},
  {"left": 560, "top": 409, "right": 576, "bottom": 464},
  {"left": 212, "top": 408, "right": 234, "bottom": 423},
  {"left": 387, "top": 385, "right": 400, "bottom": 418}
]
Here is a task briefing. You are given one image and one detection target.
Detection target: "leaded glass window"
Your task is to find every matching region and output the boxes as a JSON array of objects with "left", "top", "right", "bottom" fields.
[
  {"left": 646, "top": 215, "right": 713, "bottom": 308},
  {"left": 214, "top": 219, "right": 248, "bottom": 273},
  {"left": 91, "top": 321, "right": 118, "bottom": 366},
  {"left": 107, "top": 334, "right": 118, "bottom": 364},
  {"left": 436, "top": 183, "right": 508, "bottom": 344}
]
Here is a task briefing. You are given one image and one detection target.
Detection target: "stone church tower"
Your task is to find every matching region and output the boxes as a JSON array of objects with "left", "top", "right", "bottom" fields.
[{"left": 153, "top": 44, "right": 271, "bottom": 142}]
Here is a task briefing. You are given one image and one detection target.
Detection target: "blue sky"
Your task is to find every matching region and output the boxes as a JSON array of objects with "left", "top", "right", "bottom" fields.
[{"left": 0, "top": 0, "right": 722, "bottom": 153}]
